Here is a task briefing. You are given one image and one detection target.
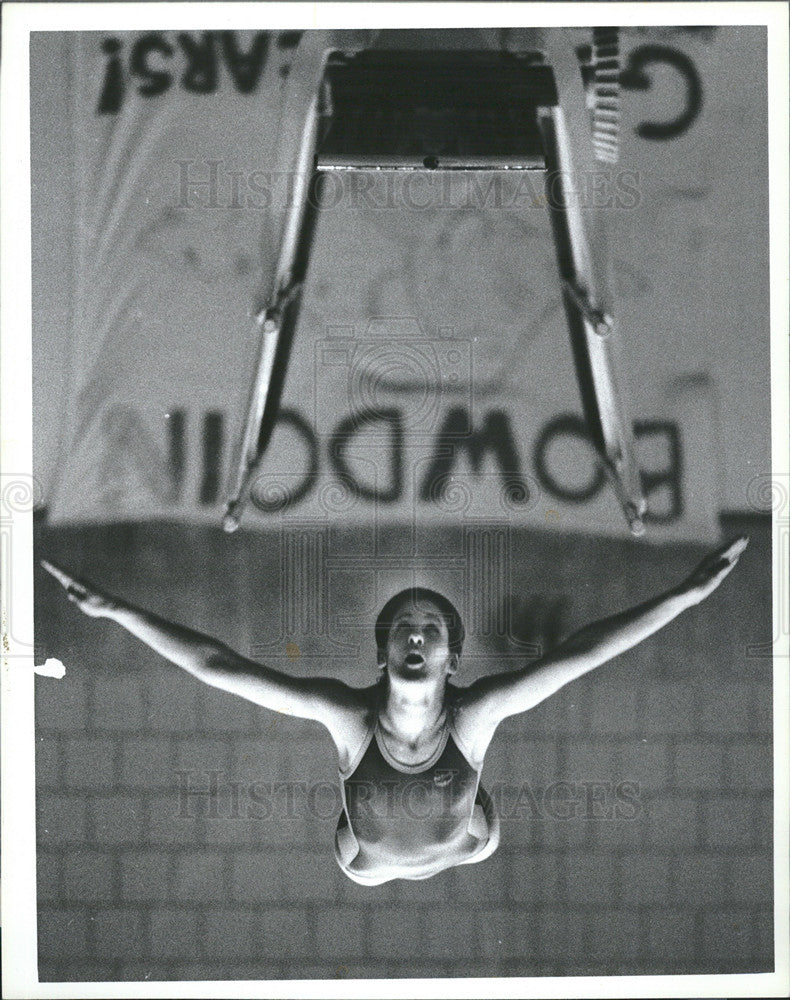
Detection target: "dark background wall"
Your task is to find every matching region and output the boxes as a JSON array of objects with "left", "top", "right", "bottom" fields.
[{"left": 34, "top": 514, "right": 773, "bottom": 981}]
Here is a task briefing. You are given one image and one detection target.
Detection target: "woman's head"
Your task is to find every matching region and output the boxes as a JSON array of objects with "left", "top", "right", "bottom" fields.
[{"left": 375, "top": 588, "right": 465, "bottom": 672}]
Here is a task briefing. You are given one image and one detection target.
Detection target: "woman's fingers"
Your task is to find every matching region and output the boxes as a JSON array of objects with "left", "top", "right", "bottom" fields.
[
  {"left": 725, "top": 535, "right": 749, "bottom": 561},
  {"left": 719, "top": 535, "right": 749, "bottom": 562},
  {"left": 41, "top": 560, "right": 97, "bottom": 608},
  {"left": 41, "top": 561, "right": 116, "bottom": 619},
  {"left": 699, "top": 537, "right": 748, "bottom": 594},
  {"left": 685, "top": 535, "right": 748, "bottom": 603},
  {"left": 40, "top": 559, "right": 77, "bottom": 589},
  {"left": 702, "top": 536, "right": 749, "bottom": 575}
]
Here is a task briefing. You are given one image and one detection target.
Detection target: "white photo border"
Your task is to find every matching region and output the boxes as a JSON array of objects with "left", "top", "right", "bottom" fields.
[{"left": 2, "top": 3, "right": 788, "bottom": 998}]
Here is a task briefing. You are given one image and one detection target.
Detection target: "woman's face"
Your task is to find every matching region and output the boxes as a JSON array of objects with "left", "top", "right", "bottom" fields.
[{"left": 383, "top": 599, "right": 458, "bottom": 682}]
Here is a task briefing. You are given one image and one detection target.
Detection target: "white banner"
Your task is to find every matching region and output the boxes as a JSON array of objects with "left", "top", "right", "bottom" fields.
[{"left": 33, "top": 27, "right": 770, "bottom": 541}]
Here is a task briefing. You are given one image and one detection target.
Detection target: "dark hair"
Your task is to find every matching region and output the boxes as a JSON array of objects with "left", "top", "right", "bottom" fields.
[{"left": 374, "top": 587, "right": 465, "bottom": 661}]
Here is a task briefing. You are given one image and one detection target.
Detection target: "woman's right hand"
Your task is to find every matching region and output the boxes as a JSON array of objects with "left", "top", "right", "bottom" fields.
[{"left": 41, "top": 560, "right": 119, "bottom": 618}]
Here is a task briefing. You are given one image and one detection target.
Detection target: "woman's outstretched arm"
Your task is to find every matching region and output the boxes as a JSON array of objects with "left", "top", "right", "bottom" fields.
[
  {"left": 40, "top": 560, "right": 367, "bottom": 731},
  {"left": 453, "top": 535, "right": 749, "bottom": 764}
]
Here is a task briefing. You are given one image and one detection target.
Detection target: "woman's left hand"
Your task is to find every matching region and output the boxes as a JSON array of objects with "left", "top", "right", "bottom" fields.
[{"left": 680, "top": 535, "right": 749, "bottom": 605}]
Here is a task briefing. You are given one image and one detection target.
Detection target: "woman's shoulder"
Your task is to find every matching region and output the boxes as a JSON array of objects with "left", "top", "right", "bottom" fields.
[
  {"left": 445, "top": 679, "right": 474, "bottom": 713},
  {"left": 444, "top": 681, "right": 489, "bottom": 770},
  {"left": 345, "top": 680, "right": 382, "bottom": 733}
]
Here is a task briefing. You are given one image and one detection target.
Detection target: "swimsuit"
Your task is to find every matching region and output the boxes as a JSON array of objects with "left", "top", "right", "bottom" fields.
[{"left": 334, "top": 710, "right": 500, "bottom": 884}]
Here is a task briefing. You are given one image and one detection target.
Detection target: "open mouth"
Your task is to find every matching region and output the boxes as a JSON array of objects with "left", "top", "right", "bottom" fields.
[{"left": 404, "top": 652, "right": 425, "bottom": 667}]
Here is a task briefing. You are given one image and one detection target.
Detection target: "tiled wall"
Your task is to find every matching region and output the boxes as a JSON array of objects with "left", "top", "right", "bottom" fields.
[{"left": 34, "top": 517, "right": 774, "bottom": 980}]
